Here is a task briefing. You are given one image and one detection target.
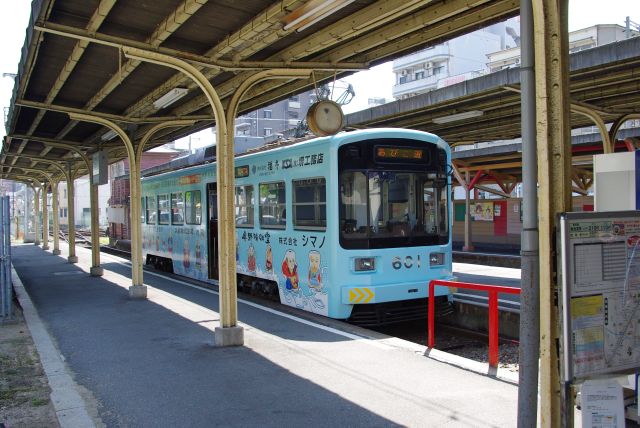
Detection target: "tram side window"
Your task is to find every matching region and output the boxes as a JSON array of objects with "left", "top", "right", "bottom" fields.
[
  {"left": 171, "top": 192, "right": 184, "bottom": 225},
  {"left": 293, "top": 177, "right": 326, "bottom": 230},
  {"left": 259, "top": 181, "right": 286, "bottom": 229},
  {"left": 146, "top": 196, "right": 157, "bottom": 224},
  {"left": 235, "top": 185, "right": 254, "bottom": 228},
  {"left": 158, "top": 194, "right": 170, "bottom": 225},
  {"left": 140, "top": 197, "right": 146, "bottom": 223},
  {"left": 185, "top": 190, "right": 202, "bottom": 225}
]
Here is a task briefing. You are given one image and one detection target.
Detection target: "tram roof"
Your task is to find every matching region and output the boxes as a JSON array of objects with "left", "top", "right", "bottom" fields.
[{"left": 1, "top": 0, "right": 520, "bottom": 184}]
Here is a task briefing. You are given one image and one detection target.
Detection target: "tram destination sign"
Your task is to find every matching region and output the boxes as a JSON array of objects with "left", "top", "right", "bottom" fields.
[{"left": 375, "top": 146, "right": 424, "bottom": 161}]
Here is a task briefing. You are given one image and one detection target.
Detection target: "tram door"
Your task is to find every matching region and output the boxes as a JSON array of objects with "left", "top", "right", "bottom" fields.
[{"left": 207, "top": 183, "right": 218, "bottom": 280}]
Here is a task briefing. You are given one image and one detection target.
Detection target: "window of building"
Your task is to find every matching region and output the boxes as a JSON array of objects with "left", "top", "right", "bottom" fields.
[
  {"left": 259, "top": 181, "right": 286, "bottom": 229},
  {"left": 264, "top": 128, "right": 272, "bottom": 136},
  {"left": 235, "top": 185, "right": 254, "bottom": 227},
  {"left": 158, "top": 194, "right": 170, "bottom": 225},
  {"left": 146, "top": 196, "right": 157, "bottom": 224},
  {"left": 290, "top": 95, "right": 299, "bottom": 102},
  {"left": 184, "top": 190, "right": 202, "bottom": 225},
  {"left": 415, "top": 71, "right": 424, "bottom": 80},
  {"left": 293, "top": 177, "right": 326, "bottom": 230},
  {"left": 171, "top": 192, "right": 184, "bottom": 225},
  {"left": 398, "top": 75, "right": 408, "bottom": 84},
  {"left": 263, "top": 110, "right": 272, "bottom": 119},
  {"left": 288, "top": 110, "right": 299, "bottom": 119}
]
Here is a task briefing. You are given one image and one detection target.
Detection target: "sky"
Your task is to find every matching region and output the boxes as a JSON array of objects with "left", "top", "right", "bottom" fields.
[{"left": 0, "top": 0, "right": 638, "bottom": 143}]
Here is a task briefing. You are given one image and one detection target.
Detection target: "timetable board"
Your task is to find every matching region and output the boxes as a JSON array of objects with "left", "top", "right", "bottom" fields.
[{"left": 558, "top": 211, "right": 640, "bottom": 382}]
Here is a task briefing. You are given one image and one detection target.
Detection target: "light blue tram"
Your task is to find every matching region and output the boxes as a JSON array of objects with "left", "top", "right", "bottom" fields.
[{"left": 141, "top": 128, "right": 454, "bottom": 325}]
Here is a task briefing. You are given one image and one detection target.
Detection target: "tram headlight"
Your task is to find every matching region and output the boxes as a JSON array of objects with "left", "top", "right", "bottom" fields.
[
  {"left": 354, "top": 257, "right": 376, "bottom": 272},
  {"left": 429, "top": 252, "right": 445, "bottom": 266}
]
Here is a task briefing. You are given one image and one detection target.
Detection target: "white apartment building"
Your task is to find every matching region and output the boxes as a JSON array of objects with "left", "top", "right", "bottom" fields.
[
  {"left": 392, "top": 18, "right": 520, "bottom": 100},
  {"left": 57, "top": 177, "right": 110, "bottom": 228}
]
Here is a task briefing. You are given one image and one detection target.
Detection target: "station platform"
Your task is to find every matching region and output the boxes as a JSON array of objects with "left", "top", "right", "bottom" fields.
[{"left": 11, "top": 243, "right": 518, "bottom": 427}]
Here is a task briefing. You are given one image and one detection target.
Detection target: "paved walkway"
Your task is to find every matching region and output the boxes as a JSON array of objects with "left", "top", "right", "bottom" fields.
[{"left": 12, "top": 243, "right": 518, "bottom": 427}]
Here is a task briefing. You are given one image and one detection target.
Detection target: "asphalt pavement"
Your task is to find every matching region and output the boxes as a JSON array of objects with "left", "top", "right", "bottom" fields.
[{"left": 11, "top": 242, "right": 519, "bottom": 427}]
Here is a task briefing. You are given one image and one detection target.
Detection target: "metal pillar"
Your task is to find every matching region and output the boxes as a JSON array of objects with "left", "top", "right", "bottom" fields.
[
  {"left": 89, "top": 169, "right": 103, "bottom": 276},
  {"left": 52, "top": 180, "right": 61, "bottom": 255},
  {"left": 532, "top": 1, "right": 571, "bottom": 426},
  {"left": 134, "top": 120, "right": 196, "bottom": 285},
  {"left": 33, "top": 187, "right": 40, "bottom": 246},
  {"left": 122, "top": 46, "right": 236, "bottom": 343},
  {"left": 462, "top": 171, "right": 474, "bottom": 252},
  {"left": 68, "top": 113, "right": 143, "bottom": 295},
  {"left": 66, "top": 163, "right": 78, "bottom": 263},
  {"left": 122, "top": 47, "right": 312, "bottom": 346},
  {"left": 517, "top": 0, "right": 540, "bottom": 426},
  {"left": 35, "top": 142, "right": 101, "bottom": 273},
  {"left": 41, "top": 183, "right": 49, "bottom": 250}
]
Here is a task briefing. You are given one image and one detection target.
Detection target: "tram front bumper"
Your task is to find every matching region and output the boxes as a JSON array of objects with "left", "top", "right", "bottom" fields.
[{"left": 341, "top": 280, "right": 453, "bottom": 305}]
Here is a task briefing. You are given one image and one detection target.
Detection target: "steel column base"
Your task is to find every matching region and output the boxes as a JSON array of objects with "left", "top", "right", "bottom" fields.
[
  {"left": 214, "top": 326, "right": 244, "bottom": 347},
  {"left": 42, "top": 245, "right": 49, "bottom": 250},
  {"left": 68, "top": 256, "right": 78, "bottom": 263},
  {"left": 90, "top": 266, "right": 104, "bottom": 277},
  {"left": 128, "top": 285, "right": 147, "bottom": 299},
  {"left": 52, "top": 249, "right": 61, "bottom": 255}
]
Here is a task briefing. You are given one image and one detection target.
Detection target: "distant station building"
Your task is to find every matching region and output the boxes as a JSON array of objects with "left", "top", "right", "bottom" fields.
[
  {"left": 487, "top": 23, "right": 639, "bottom": 72},
  {"left": 235, "top": 92, "right": 315, "bottom": 138}
]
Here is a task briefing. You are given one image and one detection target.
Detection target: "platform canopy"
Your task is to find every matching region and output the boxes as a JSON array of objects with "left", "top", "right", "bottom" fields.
[{"left": 1, "top": 0, "right": 521, "bottom": 179}]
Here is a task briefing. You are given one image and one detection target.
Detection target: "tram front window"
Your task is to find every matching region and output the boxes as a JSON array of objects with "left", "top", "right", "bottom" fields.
[{"left": 339, "top": 170, "right": 448, "bottom": 249}]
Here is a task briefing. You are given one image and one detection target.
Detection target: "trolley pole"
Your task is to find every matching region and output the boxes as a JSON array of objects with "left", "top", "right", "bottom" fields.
[{"left": 517, "top": 0, "right": 540, "bottom": 426}]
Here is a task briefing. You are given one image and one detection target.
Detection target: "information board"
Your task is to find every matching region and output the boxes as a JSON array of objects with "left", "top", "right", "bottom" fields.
[{"left": 558, "top": 211, "right": 640, "bottom": 382}]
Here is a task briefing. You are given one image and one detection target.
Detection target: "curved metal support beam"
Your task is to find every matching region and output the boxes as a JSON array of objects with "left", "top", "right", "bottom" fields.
[
  {"left": 68, "top": 112, "right": 142, "bottom": 288},
  {"left": 123, "top": 46, "right": 235, "bottom": 340},
  {"left": 609, "top": 113, "right": 640, "bottom": 150},
  {"left": 135, "top": 120, "right": 196, "bottom": 164},
  {"left": 571, "top": 103, "right": 611, "bottom": 154},
  {"left": 36, "top": 140, "right": 102, "bottom": 274},
  {"left": 9, "top": 166, "right": 66, "bottom": 254}
]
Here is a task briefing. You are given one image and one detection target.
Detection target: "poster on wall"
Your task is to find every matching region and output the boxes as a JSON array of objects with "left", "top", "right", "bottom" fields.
[{"left": 472, "top": 202, "right": 494, "bottom": 221}]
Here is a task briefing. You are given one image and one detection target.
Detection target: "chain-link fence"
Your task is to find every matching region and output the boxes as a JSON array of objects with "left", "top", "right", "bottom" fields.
[{"left": 1, "top": 196, "right": 13, "bottom": 320}]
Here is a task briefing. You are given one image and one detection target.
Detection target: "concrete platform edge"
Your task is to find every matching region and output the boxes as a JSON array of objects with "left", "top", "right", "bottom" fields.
[
  {"left": 11, "top": 265, "right": 100, "bottom": 428},
  {"left": 425, "top": 347, "right": 519, "bottom": 385}
]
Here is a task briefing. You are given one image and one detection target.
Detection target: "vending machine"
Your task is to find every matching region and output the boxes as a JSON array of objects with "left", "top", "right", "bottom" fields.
[{"left": 593, "top": 151, "right": 640, "bottom": 211}]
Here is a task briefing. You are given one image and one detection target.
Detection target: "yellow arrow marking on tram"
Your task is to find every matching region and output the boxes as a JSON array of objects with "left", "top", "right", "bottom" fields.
[{"left": 349, "top": 288, "right": 374, "bottom": 303}]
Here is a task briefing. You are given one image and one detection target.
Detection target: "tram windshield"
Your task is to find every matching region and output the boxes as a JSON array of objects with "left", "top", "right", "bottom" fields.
[{"left": 339, "top": 170, "right": 449, "bottom": 249}]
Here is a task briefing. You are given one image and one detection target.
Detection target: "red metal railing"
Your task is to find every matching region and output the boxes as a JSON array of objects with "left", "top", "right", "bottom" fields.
[{"left": 428, "top": 279, "right": 521, "bottom": 368}]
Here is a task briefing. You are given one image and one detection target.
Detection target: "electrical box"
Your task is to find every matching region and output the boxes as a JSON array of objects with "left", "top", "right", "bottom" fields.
[
  {"left": 92, "top": 151, "right": 108, "bottom": 185},
  {"left": 593, "top": 151, "right": 640, "bottom": 211}
]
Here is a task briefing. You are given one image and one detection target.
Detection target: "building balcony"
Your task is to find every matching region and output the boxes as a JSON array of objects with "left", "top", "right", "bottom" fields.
[
  {"left": 392, "top": 45, "right": 450, "bottom": 71},
  {"left": 392, "top": 73, "right": 440, "bottom": 98}
]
